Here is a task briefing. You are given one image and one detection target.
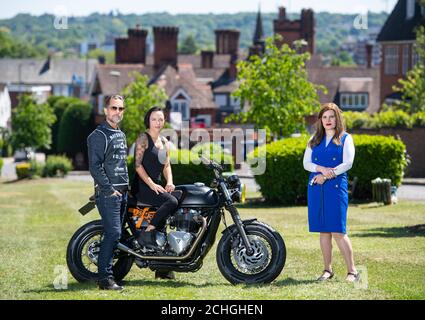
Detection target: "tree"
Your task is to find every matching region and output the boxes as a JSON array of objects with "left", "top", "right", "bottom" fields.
[
  {"left": 46, "top": 96, "right": 81, "bottom": 154},
  {"left": 57, "top": 100, "right": 93, "bottom": 159},
  {"left": 0, "top": 28, "right": 46, "bottom": 58},
  {"left": 227, "top": 35, "right": 326, "bottom": 138},
  {"left": 179, "top": 34, "right": 198, "bottom": 54},
  {"left": 10, "top": 94, "right": 56, "bottom": 150},
  {"left": 121, "top": 73, "right": 168, "bottom": 146},
  {"left": 391, "top": 23, "right": 425, "bottom": 114}
]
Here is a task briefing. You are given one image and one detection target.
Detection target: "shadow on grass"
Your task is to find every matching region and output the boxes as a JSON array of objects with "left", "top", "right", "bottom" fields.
[
  {"left": 24, "top": 277, "right": 319, "bottom": 294},
  {"left": 273, "top": 277, "right": 317, "bottom": 287},
  {"left": 23, "top": 278, "right": 226, "bottom": 294},
  {"left": 353, "top": 224, "right": 425, "bottom": 238}
]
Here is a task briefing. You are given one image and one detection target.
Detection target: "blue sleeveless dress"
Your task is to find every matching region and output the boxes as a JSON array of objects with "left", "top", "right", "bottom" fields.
[{"left": 307, "top": 133, "right": 349, "bottom": 234}]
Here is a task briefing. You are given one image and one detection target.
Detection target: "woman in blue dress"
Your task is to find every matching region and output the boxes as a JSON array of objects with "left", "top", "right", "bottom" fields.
[{"left": 303, "top": 103, "right": 359, "bottom": 282}]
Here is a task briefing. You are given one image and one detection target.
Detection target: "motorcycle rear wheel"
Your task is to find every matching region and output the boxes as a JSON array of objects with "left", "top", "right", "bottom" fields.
[{"left": 66, "top": 220, "right": 134, "bottom": 283}]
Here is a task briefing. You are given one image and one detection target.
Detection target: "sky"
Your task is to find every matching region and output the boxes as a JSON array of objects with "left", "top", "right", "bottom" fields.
[{"left": 0, "top": 0, "right": 399, "bottom": 19}]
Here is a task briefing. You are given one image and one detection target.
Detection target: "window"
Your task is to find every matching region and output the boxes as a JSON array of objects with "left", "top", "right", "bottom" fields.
[
  {"left": 53, "top": 84, "right": 70, "bottom": 97},
  {"left": 340, "top": 93, "right": 368, "bottom": 110},
  {"left": 214, "top": 94, "right": 228, "bottom": 107},
  {"left": 384, "top": 46, "right": 399, "bottom": 75},
  {"left": 402, "top": 45, "right": 410, "bottom": 75},
  {"left": 172, "top": 100, "right": 189, "bottom": 120}
]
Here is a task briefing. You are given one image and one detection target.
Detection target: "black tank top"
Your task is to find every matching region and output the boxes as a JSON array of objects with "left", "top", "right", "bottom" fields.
[{"left": 139, "top": 132, "right": 166, "bottom": 186}]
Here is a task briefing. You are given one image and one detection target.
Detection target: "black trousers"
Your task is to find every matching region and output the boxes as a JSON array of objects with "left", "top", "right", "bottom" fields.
[{"left": 137, "top": 185, "right": 179, "bottom": 229}]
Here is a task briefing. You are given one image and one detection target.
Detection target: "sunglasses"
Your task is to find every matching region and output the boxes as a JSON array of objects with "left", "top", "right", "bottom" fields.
[{"left": 109, "top": 106, "right": 125, "bottom": 112}]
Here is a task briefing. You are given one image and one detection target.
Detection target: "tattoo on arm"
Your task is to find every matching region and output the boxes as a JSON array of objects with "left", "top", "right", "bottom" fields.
[{"left": 135, "top": 134, "right": 148, "bottom": 169}]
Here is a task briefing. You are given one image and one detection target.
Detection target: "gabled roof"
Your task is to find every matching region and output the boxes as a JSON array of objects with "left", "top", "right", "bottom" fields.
[
  {"left": 91, "top": 64, "right": 154, "bottom": 95},
  {"left": 154, "top": 64, "right": 217, "bottom": 110},
  {"left": 0, "top": 58, "right": 97, "bottom": 85},
  {"left": 377, "top": 0, "right": 425, "bottom": 42},
  {"left": 307, "top": 66, "right": 380, "bottom": 113},
  {"left": 91, "top": 63, "right": 216, "bottom": 110}
]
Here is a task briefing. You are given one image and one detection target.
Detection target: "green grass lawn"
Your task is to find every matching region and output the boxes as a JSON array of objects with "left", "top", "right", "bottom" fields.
[{"left": 0, "top": 178, "right": 424, "bottom": 300}]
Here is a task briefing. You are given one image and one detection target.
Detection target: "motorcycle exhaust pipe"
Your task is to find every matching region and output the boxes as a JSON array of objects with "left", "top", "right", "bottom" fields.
[{"left": 117, "top": 216, "right": 207, "bottom": 261}]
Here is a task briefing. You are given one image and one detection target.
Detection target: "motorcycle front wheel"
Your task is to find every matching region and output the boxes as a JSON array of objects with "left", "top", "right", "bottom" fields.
[
  {"left": 216, "top": 222, "right": 286, "bottom": 284},
  {"left": 66, "top": 220, "right": 134, "bottom": 283}
]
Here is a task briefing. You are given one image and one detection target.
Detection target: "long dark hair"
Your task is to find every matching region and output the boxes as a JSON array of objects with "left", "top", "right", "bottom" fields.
[
  {"left": 309, "top": 103, "right": 346, "bottom": 148},
  {"left": 144, "top": 106, "right": 165, "bottom": 129}
]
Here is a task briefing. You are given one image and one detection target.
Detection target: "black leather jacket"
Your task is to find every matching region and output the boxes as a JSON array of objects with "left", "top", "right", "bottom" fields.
[{"left": 87, "top": 121, "right": 129, "bottom": 195}]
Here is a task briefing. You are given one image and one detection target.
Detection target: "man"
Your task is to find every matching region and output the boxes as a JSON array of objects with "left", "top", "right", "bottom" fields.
[{"left": 87, "top": 94, "right": 128, "bottom": 290}]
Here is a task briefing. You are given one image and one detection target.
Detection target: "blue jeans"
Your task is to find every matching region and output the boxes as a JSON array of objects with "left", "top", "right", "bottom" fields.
[{"left": 95, "top": 191, "right": 127, "bottom": 281}]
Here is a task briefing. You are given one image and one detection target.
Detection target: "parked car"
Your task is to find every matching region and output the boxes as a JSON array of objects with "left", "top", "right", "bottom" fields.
[{"left": 13, "top": 148, "right": 35, "bottom": 162}]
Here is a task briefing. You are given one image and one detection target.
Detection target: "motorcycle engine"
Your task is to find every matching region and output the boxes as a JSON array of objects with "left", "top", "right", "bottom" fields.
[{"left": 167, "top": 209, "right": 201, "bottom": 255}]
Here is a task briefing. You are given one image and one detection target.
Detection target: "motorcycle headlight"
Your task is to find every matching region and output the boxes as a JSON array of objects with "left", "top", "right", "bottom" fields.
[
  {"left": 227, "top": 177, "right": 246, "bottom": 204},
  {"left": 227, "top": 174, "right": 241, "bottom": 189}
]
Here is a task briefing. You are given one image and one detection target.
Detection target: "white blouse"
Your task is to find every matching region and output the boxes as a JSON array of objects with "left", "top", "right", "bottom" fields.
[{"left": 303, "top": 134, "right": 355, "bottom": 176}]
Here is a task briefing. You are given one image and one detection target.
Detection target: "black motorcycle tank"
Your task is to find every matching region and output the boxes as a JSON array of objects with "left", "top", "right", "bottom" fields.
[{"left": 175, "top": 184, "right": 219, "bottom": 207}]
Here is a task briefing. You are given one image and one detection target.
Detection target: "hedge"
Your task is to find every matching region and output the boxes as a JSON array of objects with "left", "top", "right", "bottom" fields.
[
  {"left": 127, "top": 144, "right": 234, "bottom": 188},
  {"left": 344, "top": 110, "right": 425, "bottom": 129},
  {"left": 16, "top": 163, "right": 31, "bottom": 180},
  {"left": 249, "top": 134, "right": 407, "bottom": 204}
]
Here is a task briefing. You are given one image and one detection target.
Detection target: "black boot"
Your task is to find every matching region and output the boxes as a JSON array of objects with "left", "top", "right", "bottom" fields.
[
  {"left": 137, "top": 230, "right": 158, "bottom": 248},
  {"left": 98, "top": 277, "right": 124, "bottom": 291}
]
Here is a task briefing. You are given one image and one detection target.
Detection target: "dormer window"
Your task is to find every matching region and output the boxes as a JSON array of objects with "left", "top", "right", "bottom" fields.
[{"left": 170, "top": 90, "right": 190, "bottom": 121}]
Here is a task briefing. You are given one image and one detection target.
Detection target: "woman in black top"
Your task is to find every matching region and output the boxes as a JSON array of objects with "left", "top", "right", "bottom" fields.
[{"left": 134, "top": 107, "right": 179, "bottom": 248}]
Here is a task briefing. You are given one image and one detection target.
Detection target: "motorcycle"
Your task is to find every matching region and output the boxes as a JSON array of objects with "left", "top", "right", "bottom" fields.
[{"left": 66, "top": 156, "right": 286, "bottom": 284}]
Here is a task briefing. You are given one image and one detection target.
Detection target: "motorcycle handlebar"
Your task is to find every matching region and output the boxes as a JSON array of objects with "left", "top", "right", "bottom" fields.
[{"left": 199, "top": 155, "right": 224, "bottom": 173}]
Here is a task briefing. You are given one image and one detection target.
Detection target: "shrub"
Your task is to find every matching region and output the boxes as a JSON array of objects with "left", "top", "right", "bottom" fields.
[
  {"left": 344, "top": 110, "right": 423, "bottom": 129},
  {"left": 29, "top": 160, "right": 44, "bottom": 177},
  {"left": 374, "top": 110, "right": 413, "bottom": 128},
  {"left": 249, "top": 136, "right": 309, "bottom": 205},
  {"left": 249, "top": 134, "right": 407, "bottom": 204},
  {"left": 412, "top": 111, "right": 425, "bottom": 127},
  {"left": 349, "top": 135, "right": 407, "bottom": 198},
  {"left": 16, "top": 163, "right": 31, "bottom": 179},
  {"left": 42, "top": 155, "right": 73, "bottom": 177},
  {"left": 344, "top": 111, "right": 373, "bottom": 129}
]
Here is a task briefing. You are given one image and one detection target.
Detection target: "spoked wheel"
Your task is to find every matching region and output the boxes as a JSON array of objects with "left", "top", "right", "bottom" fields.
[
  {"left": 66, "top": 220, "right": 134, "bottom": 283},
  {"left": 216, "top": 222, "right": 286, "bottom": 284}
]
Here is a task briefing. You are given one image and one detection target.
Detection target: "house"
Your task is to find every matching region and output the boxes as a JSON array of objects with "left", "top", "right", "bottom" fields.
[
  {"left": 0, "top": 58, "right": 97, "bottom": 108},
  {"left": 90, "top": 25, "right": 235, "bottom": 127},
  {"left": 377, "top": 0, "right": 425, "bottom": 104},
  {"left": 0, "top": 84, "right": 11, "bottom": 129}
]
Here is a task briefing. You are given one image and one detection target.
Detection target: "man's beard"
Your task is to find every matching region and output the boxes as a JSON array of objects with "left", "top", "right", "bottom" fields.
[{"left": 109, "top": 115, "right": 123, "bottom": 124}]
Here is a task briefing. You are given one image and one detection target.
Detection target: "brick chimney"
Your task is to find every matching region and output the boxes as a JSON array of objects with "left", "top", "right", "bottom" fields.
[
  {"left": 115, "top": 25, "right": 148, "bottom": 64},
  {"left": 153, "top": 26, "right": 179, "bottom": 69},
  {"left": 215, "top": 29, "right": 240, "bottom": 55},
  {"left": 300, "top": 9, "right": 315, "bottom": 54},
  {"left": 201, "top": 50, "right": 214, "bottom": 68},
  {"left": 278, "top": 7, "right": 286, "bottom": 20},
  {"left": 366, "top": 43, "right": 373, "bottom": 68},
  {"left": 215, "top": 29, "right": 240, "bottom": 79}
]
